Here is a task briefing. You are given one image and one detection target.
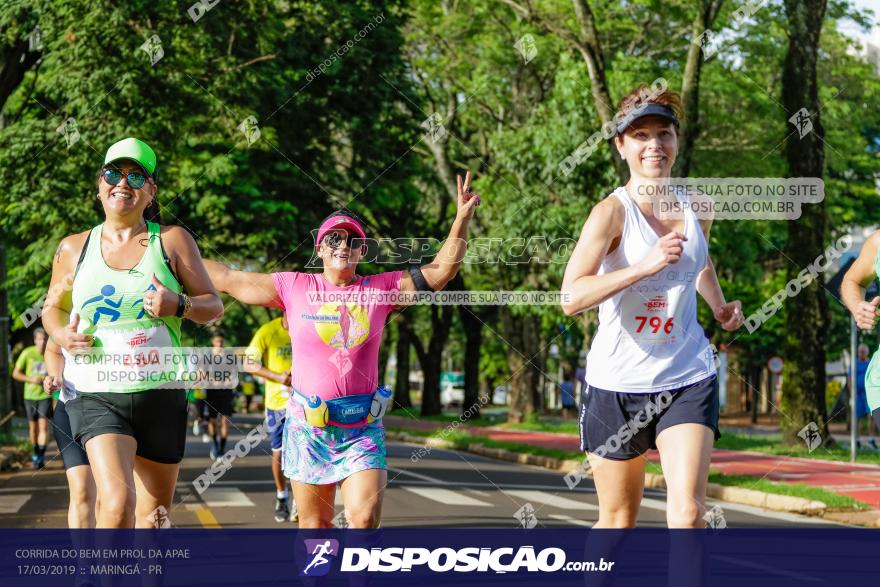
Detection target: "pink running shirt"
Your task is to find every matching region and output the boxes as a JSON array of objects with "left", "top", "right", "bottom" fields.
[{"left": 271, "top": 271, "right": 403, "bottom": 417}]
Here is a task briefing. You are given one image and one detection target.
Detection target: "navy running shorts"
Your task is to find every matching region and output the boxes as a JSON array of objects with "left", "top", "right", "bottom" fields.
[
  {"left": 266, "top": 408, "right": 287, "bottom": 451},
  {"left": 579, "top": 375, "right": 720, "bottom": 460}
]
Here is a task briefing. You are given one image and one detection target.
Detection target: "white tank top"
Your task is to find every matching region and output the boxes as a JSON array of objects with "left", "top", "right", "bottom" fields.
[{"left": 585, "top": 186, "right": 716, "bottom": 392}]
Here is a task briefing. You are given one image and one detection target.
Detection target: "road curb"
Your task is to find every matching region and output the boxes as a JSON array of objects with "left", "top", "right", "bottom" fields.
[{"left": 386, "top": 429, "right": 880, "bottom": 523}]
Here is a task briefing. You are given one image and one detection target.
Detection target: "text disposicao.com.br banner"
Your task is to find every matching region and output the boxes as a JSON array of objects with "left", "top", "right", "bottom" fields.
[{"left": 1, "top": 528, "right": 878, "bottom": 586}]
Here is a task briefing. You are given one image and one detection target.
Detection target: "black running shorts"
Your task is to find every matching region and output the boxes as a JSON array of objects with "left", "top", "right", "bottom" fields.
[
  {"left": 205, "top": 389, "right": 234, "bottom": 418},
  {"left": 52, "top": 400, "right": 89, "bottom": 469},
  {"left": 579, "top": 375, "right": 720, "bottom": 460},
  {"left": 66, "top": 388, "right": 188, "bottom": 464},
  {"left": 25, "top": 398, "right": 53, "bottom": 422}
]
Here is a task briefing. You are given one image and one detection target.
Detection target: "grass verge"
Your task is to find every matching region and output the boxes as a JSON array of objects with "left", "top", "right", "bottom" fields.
[
  {"left": 714, "top": 433, "right": 880, "bottom": 465},
  {"left": 388, "top": 426, "right": 869, "bottom": 510},
  {"left": 492, "top": 420, "right": 880, "bottom": 466}
]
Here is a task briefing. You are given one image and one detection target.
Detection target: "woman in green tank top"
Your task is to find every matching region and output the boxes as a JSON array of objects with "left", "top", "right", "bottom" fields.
[
  {"left": 843, "top": 233, "right": 880, "bottom": 420},
  {"left": 42, "top": 138, "right": 224, "bottom": 529}
]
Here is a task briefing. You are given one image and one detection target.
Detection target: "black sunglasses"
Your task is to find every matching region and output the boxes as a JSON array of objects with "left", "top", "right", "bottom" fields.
[
  {"left": 102, "top": 167, "right": 148, "bottom": 190},
  {"left": 323, "top": 232, "right": 360, "bottom": 249}
]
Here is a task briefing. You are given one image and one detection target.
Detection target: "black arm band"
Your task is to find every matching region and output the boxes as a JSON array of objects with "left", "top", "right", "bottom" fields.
[
  {"left": 408, "top": 265, "right": 434, "bottom": 292},
  {"left": 175, "top": 294, "right": 185, "bottom": 318}
]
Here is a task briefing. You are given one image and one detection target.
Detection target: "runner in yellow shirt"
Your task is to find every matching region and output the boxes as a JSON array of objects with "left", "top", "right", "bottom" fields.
[
  {"left": 240, "top": 373, "right": 257, "bottom": 414},
  {"left": 244, "top": 317, "right": 295, "bottom": 522}
]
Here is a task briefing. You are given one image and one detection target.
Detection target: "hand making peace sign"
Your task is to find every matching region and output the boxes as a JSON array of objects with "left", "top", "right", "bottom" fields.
[{"left": 456, "top": 170, "right": 481, "bottom": 221}]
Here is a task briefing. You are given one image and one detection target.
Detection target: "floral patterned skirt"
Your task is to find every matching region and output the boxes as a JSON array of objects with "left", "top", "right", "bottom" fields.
[{"left": 282, "top": 413, "right": 386, "bottom": 485}]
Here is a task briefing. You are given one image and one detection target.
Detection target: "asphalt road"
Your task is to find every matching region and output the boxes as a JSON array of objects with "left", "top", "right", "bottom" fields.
[{"left": 0, "top": 415, "right": 844, "bottom": 529}]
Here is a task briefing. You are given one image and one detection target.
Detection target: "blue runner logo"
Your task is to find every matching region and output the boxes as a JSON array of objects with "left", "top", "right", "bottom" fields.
[{"left": 301, "top": 538, "right": 339, "bottom": 576}]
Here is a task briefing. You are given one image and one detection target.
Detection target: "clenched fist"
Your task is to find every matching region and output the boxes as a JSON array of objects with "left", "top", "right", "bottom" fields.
[
  {"left": 855, "top": 296, "right": 880, "bottom": 331},
  {"left": 640, "top": 232, "right": 687, "bottom": 276}
]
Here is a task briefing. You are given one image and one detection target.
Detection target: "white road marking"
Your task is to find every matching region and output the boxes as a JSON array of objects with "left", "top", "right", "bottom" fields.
[
  {"left": 402, "top": 487, "right": 493, "bottom": 507},
  {"left": 201, "top": 487, "right": 255, "bottom": 507},
  {"left": 505, "top": 490, "right": 599, "bottom": 511},
  {"left": 0, "top": 485, "right": 69, "bottom": 493},
  {"left": 639, "top": 497, "right": 668, "bottom": 512},
  {"left": 389, "top": 468, "right": 451, "bottom": 485},
  {"left": 0, "top": 495, "right": 30, "bottom": 514}
]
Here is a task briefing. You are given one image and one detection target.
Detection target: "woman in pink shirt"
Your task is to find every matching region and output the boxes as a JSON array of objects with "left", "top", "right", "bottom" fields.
[{"left": 204, "top": 172, "right": 480, "bottom": 528}]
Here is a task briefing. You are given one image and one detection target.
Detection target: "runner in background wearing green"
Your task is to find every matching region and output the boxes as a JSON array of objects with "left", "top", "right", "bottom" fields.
[{"left": 12, "top": 327, "right": 51, "bottom": 469}]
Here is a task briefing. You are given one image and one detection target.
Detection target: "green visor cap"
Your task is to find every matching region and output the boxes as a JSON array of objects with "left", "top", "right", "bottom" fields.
[{"left": 103, "top": 137, "right": 157, "bottom": 175}]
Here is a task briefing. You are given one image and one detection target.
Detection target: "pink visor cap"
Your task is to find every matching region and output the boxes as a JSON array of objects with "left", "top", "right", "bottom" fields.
[{"left": 316, "top": 214, "right": 367, "bottom": 246}]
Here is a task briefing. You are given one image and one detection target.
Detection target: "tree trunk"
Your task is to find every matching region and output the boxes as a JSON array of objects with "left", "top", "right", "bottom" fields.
[
  {"left": 567, "top": 0, "right": 627, "bottom": 181},
  {"left": 779, "top": 0, "right": 828, "bottom": 444},
  {"left": 675, "top": 0, "right": 724, "bottom": 177},
  {"left": 408, "top": 305, "right": 454, "bottom": 417},
  {"left": 421, "top": 349, "right": 443, "bottom": 416},
  {"left": 393, "top": 319, "right": 412, "bottom": 410},
  {"left": 502, "top": 309, "right": 542, "bottom": 423},
  {"left": 454, "top": 274, "right": 489, "bottom": 421},
  {"left": 0, "top": 38, "right": 40, "bottom": 130},
  {"left": 458, "top": 305, "right": 483, "bottom": 420},
  {"left": 749, "top": 365, "right": 761, "bottom": 423},
  {"left": 485, "top": 375, "right": 497, "bottom": 404},
  {"left": 504, "top": 0, "right": 720, "bottom": 182}
]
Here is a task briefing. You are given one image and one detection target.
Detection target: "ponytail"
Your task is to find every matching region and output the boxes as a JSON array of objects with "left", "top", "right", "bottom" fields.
[{"left": 144, "top": 198, "right": 161, "bottom": 223}]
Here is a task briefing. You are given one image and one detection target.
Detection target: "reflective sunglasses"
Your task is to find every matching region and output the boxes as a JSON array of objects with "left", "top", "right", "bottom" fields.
[
  {"left": 102, "top": 167, "right": 148, "bottom": 190},
  {"left": 323, "top": 232, "right": 360, "bottom": 249}
]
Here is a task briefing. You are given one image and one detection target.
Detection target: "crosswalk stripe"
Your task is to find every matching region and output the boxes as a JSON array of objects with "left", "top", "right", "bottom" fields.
[
  {"left": 548, "top": 514, "right": 593, "bottom": 527},
  {"left": 639, "top": 497, "right": 667, "bottom": 512},
  {"left": 389, "top": 468, "right": 450, "bottom": 485},
  {"left": 506, "top": 490, "right": 599, "bottom": 511},
  {"left": 0, "top": 495, "right": 30, "bottom": 514},
  {"left": 402, "top": 487, "right": 492, "bottom": 507},
  {"left": 201, "top": 487, "right": 255, "bottom": 507}
]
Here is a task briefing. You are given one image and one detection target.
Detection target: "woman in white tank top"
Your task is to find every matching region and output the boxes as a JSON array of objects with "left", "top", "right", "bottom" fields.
[{"left": 561, "top": 86, "right": 743, "bottom": 529}]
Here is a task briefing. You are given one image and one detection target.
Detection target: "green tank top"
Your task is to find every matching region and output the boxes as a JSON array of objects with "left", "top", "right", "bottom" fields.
[
  {"left": 863, "top": 250, "right": 880, "bottom": 413},
  {"left": 63, "top": 222, "right": 184, "bottom": 393}
]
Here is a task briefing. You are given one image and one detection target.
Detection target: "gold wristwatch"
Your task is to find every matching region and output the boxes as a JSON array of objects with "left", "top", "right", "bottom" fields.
[{"left": 182, "top": 293, "right": 193, "bottom": 318}]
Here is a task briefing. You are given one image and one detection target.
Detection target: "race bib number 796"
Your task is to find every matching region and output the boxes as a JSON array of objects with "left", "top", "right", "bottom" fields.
[{"left": 621, "top": 290, "right": 680, "bottom": 345}]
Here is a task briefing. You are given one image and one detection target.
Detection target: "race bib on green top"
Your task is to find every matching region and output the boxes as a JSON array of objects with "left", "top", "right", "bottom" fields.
[{"left": 64, "top": 324, "right": 181, "bottom": 392}]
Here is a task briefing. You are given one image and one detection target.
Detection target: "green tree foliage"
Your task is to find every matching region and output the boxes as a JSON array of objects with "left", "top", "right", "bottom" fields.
[
  {"left": 1, "top": 0, "right": 878, "bottom": 427},
  {"left": 0, "top": 0, "right": 413, "bottom": 345}
]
